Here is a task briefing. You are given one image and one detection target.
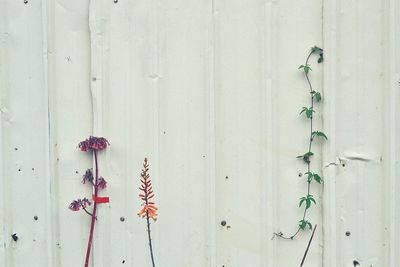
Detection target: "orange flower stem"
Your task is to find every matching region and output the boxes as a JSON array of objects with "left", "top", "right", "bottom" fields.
[
  {"left": 84, "top": 150, "right": 99, "bottom": 267},
  {"left": 146, "top": 211, "right": 156, "bottom": 267}
]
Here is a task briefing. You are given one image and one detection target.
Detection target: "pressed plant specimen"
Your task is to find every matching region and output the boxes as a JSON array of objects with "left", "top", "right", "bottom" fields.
[
  {"left": 69, "top": 136, "right": 110, "bottom": 267},
  {"left": 274, "top": 46, "right": 326, "bottom": 240},
  {"left": 138, "top": 158, "right": 158, "bottom": 267}
]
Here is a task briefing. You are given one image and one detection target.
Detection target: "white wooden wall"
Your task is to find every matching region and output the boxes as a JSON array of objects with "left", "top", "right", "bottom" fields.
[{"left": 0, "top": 0, "right": 399, "bottom": 266}]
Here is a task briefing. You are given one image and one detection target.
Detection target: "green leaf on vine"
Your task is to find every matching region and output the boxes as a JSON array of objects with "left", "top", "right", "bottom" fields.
[
  {"left": 300, "top": 107, "right": 314, "bottom": 119},
  {"left": 312, "top": 131, "right": 328, "bottom": 140},
  {"left": 304, "top": 172, "right": 322, "bottom": 183},
  {"left": 299, "top": 219, "right": 313, "bottom": 230},
  {"left": 311, "top": 46, "right": 324, "bottom": 63},
  {"left": 311, "top": 46, "right": 323, "bottom": 54},
  {"left": 299, "top": 220, "right": 312, "bottom": 230},
  {"left": 310, "top": 91, "right": 322, "bottom": 102},
  {"left": 298, "top": 64, "right": 312, "bottom": 74},
  {"left": 313, "top": 173, "right": 322, "bottom": 183},
  {"left": 299, "top": 195, "right": 316, "bottom": 209},
  {"left": 315, "top": 92, "right": 322, "bottom": 102},
  {"left": 297, "top": 151, "right": 314, "bottom": 163}
]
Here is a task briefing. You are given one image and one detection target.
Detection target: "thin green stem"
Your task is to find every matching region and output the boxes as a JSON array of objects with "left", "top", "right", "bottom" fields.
[{"left": 274, "top": 49, "right": 319, "bottom": 240}]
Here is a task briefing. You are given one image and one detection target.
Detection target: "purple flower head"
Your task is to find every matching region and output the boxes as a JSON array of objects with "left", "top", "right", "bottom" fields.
[
  {"left": 82, "top": 169, "right": 94, "bottom": 184},
  {"left": 97, "top": 177, "right": 107, "bottom": 190},
  {"left": 69, "top": 198, "right": 92, "bottom": 211},
  {"left": 79, "top": 136, "right": 109, "bottom": 152}
]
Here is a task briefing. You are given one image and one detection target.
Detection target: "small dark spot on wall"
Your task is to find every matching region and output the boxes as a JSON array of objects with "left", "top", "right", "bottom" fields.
[
  {"left": 23, "top": 0, "right": 28, "bottom": 4},
  {"left": 75, "top": 171, "right": 79, "bottom": 174},
  {"left": 120, "top": 217, "right": 125, "bottom": 222},
  {"left": 122, "top": 260, "right": 125, "bottom": 264},
  {"left": 298, "top": 172, "right": 302, "bottom": 177},
  {"left": 345, "top": 231, "right": 351, "bottom": 236},
  {"left": 18, "top": 169, "right": 21, "bottom": 172},
  {"left": 14, "top": 148, "right": 18, "bottom": 151},
  {"left": 353, "top": 260, "right": 360, "bottom": 266},
  {"left": 11, "top": 233, "right": 18, "bottom": 242},
  {"left": 225, "top": 176, "right": 228, "bottom": 179},
  {"left": 32, "top": 168, "right": 34, "bottom": 171},
  {"left": 342, "top": 163, "right": 346, "bottom": 167},
  {"left": 114, "top": 0, "right": 118, "bottom": 3},
  {"left": 221, "top": 220, "right": 226, "bottom": 226},
  {"left": 34, "top": 216, "right": 38, "bottom": 221}
]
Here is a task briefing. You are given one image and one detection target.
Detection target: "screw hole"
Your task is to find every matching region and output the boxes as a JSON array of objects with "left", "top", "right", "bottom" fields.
[
  {"left": 34, "top": 216, "right": 38, "bottom": 221},
  {"left": 120, "top": 217, "right": 125, "bottom": 222},
  {"left": 24, "top": 0, "right": 28, "bottom": 4},
  {"left": 345, "top": 231, "right": 351, "bottom": 236},
  {"left": 221, "top": 220, "right": 226, "bottom": 226},
  {"left": 11, "top": 233, "right": 18, "bottom": 242}
]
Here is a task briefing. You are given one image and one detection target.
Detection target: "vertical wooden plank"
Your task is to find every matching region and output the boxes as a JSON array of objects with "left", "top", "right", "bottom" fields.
[
  {"left": 272, "top": 0, "right": 323, "bottom": 265},
  {"left": 49, "top": 0, "right": 93, "bottom": 266},
  {"left": 214, "top": 0, "right": 322, "bottom": 266},
  {"left": 213, "top": 0, "right": 270, "bottom": 265},
  {"left": 0, "top": 0, "right": 53, "bottom": 266},
  {"left": 92, "top": 0, "right": 214, "bottom": 266},
  {"left": 323, "top": 0, "right": 395, "bottom": 266},
  {"left": 384, "top": 1, "right": 400, "bottom": 266},
  {"left": 0, "top": 1, "right": 7, "bottom": 265},
  {"left": 322, "top": 0, "right": 338, "bottom": 266},
  {"left": 90, "top": 0, "right": 159, "bottom": 265},
  {"left": 154, "top": 0, "right": 213, "bottom": 265}
]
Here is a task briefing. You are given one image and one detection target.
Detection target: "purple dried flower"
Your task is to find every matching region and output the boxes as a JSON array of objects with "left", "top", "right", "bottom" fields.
[
  {"left": 97, "top": 177, "right": 107, "bottom": 190},
  {"left": 82, "top": 169, "right": 94, "bottom": 184},
  {"left": 79, "top": 136, "right": 109, "bottom": 152},
  {"left": 69, "top": 198, "right": 92, "bottom": 211}
]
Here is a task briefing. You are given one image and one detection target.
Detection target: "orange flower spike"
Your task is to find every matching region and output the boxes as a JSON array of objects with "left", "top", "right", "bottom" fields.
[{"left": 138, "top": 158, "right": 158, "bottom": 221}]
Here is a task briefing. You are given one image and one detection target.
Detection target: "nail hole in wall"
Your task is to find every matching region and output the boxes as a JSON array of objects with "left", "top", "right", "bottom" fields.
[{"left": 11, "top": 233, "right": 18, "bottom": 242}]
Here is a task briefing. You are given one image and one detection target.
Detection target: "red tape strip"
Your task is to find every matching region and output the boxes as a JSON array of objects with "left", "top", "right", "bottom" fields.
[{"left": 92, "top": 195, "right": 110, "bottom": 204}]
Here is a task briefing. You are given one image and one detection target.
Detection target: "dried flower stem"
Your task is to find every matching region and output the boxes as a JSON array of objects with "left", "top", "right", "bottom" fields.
[
  {"left": 138, "top": 158, "right": 157, "bottom": 267},
  {"left": 81, "top": 204, "right": 95, "bottom": 218},
  {"left": 84, "top": 151, "right": 99, "bottom": 267},
  {"left": 299, "top": 224, "right": 317, "bottom": 267}
]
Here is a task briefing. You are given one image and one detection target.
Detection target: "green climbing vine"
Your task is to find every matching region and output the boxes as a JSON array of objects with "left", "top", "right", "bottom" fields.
[{"left": 274, "top": 46, "right": 326, "bottom": 240}]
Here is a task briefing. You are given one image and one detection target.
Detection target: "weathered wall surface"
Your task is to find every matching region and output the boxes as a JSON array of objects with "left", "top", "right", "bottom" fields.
[{"left": 0, "top": 0, "right": 399, "bottom": 266}]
